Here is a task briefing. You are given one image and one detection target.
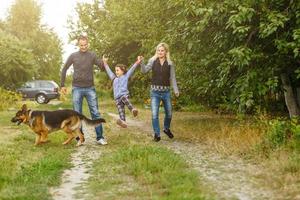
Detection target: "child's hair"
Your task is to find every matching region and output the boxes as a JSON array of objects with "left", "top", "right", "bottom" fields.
[{"left": 115, "top": 64, "right": 127, "bottom": 74}]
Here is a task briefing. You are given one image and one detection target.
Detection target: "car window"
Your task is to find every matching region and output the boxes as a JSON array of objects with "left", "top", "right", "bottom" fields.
[
  {"left": 24, "top": 82, "right": 34, "bottom": 88},
  {"left": 39, "top": 81, "right": 54, "bottom": 88}
]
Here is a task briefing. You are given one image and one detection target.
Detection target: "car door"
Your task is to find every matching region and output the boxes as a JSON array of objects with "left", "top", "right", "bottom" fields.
[{"left": 19, "top": 82, "right": 36, "bottom": 98}]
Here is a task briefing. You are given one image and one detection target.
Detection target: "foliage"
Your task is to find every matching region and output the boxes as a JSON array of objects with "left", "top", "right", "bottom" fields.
[
  {"left": 0, "top": 30, "right": 37, "bottom": 89},
  {"left": 0, "top": 87, "right": 21, "bottom": 111},
  {"left": 165, "top": 0, "right": 300, "bottom": 114},
  {"left": 70, "top": 0, "right": 300, "bottom": 115},
  {"left": 264, "top": 117, "right": 300, "bottom": 150},
  {"left": 3, "top": 0, "right": 63, "bottom": 85}
]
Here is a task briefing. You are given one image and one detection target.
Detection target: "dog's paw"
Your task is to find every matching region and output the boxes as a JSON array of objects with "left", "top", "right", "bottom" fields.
[{"left": 76, "top": 141, "right": 83, "bottom": 147}]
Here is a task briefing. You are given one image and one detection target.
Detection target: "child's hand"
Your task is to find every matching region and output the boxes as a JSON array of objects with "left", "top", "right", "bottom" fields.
[
  {"left": 136, "top": 56, "right": 144, "bottom": 64},
  {"left": 102, "top": 55, "right": 108, "bottom": 64}
]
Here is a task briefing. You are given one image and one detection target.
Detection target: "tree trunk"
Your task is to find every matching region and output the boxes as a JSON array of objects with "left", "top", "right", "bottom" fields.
[
  {"left": 297, "top": 87, "right": 300, "bottom": 108},
  {"left": 280, "top": 73, "right": 300, "bottom": 118}
]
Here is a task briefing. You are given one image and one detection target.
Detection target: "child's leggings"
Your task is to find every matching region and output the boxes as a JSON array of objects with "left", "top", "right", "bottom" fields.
[{"left": 115, "top": 95, "right": 134, "bottom": 121}]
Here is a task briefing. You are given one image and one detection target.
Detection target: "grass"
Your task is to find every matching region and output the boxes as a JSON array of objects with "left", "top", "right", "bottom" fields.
[
  {"left": 86, "top": 115, "right": 214, "bottom": 200},
  {"left": 135, "top": 107, "right": 264, "bottom": 156},
  {"left": 0, "top": 100, "right": 75, "bottom": 200},
  {"left": 1, "top": 87, "right": 300, "bottom": 199},
  {"left": 94, "top": 146, "right": 210, "bottom": 200},
  {"left": 132, "top": 105, "right": 300, "bottom": 197}
]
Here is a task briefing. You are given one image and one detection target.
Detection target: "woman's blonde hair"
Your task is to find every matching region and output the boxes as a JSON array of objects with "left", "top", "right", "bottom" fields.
[{"left": 151, "top": 42, "right": 172, "bottom": 63}]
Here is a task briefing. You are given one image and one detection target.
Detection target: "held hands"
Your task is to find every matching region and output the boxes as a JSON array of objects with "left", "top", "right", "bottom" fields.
[
  {"left": 136, "top": 56, "right": 144, "bottom": 64},
  {"left": 102, "top": 55, "right": 108, "bottom": 64}
]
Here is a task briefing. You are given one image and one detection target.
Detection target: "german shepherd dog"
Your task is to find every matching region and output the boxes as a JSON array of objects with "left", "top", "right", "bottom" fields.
[{"left": 11, "top": 104, "right": 105, "bottom": 146}]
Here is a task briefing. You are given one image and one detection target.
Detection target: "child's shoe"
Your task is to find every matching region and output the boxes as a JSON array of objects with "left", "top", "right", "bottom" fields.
[
  {"left": 117, "top": 119, "right": 127, "bottom": 128},
  {"left": 132, "top": 108, "right": 138, "bottom": 117}
]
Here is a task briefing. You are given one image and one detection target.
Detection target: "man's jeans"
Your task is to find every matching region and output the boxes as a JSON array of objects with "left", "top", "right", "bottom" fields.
[
  {"left": 72, "top": 86, "right": 104, "bottom": 140},
  {"left": 150, "top": 90, "right": 172, "bottom": 136}
]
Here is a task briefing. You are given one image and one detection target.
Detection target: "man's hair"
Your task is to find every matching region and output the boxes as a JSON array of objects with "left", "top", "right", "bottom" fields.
[
  {"left": 77, "top": 35, "right": 88, "bottom": 42},
  {"left": 115, "top": 64, "right": 127, "bottom": 74}
]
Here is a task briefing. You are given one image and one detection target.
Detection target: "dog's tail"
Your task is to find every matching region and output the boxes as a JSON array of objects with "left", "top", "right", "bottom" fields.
[{"left": 79, "top": 115, "right": 106, "bottom": 127}]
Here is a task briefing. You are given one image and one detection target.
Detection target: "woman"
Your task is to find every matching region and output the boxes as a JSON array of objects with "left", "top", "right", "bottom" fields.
[{"left": 141, "top": 42, "right": 179, "bottom": 142}]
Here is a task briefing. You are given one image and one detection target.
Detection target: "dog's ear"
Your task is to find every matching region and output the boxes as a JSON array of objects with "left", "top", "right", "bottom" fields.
[{"left": 21, "top": 104, "right": 27, "bottom": 111}]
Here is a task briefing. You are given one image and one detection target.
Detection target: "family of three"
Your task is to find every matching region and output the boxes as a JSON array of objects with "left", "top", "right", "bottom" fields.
[{"left": 60, "top": 35, "right": 179, "bottom": 145}]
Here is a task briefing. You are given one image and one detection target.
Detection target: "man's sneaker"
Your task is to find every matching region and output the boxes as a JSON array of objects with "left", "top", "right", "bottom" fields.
[
  {"left": 132, "top": 108, "right": 138, "bottom": 117},
  {"left": 97, "top": 138, "right": 108, "bottom": 145},
  {"left": 154, "top": 134, "right": 161, "bottom": 142},
  {"left": 75, "top": 136, "right": 85, "bottom": 143},
  {"left": 163, "top": 129, "right": 174, "bottom": 139},
  {"left": 117, "top": 119, "right": 128, "bottom": 128}
]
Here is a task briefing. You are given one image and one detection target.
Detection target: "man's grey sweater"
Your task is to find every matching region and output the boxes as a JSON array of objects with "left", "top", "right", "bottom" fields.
[{"left": 60, "top": 51, "right": 103, "bottom": 88}]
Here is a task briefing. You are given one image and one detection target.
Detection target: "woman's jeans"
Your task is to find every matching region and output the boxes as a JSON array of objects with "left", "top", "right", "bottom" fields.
[
  {"left": 72, "top": 86, "right": 104, "bottom": 140},
  {"left": 151, "top": 90, "right": 172, "bottom": 136}
]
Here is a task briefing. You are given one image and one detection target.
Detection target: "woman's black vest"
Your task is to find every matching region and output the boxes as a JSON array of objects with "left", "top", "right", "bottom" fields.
[{"left": 151, "top": 59, "right": 171, "bottom": 86}]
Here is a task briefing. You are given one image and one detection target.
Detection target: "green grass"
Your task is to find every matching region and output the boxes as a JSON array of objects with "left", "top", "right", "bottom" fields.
[
  {"left": 3, "top": 87, "right": 300, "bottom": 199},
  {"left": 88, "top": 145, "right": 213, "bottom": 200},
  {"left": 85, "top": 111, "right": 214, "bottom": 200},
  {"left": 0, "top": 130, "right": 74, "bottom": 200},
  {"left": 0, "top": 101, "right": 74, "bottom": 200}
]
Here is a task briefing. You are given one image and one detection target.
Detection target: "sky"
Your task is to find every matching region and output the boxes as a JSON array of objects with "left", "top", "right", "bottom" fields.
[{"left": 0, "top": 0, "right": 96, "bottom": 61}]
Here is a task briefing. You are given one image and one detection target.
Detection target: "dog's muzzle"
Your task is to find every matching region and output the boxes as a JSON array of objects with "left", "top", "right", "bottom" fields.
[{"left": 11, "top": 117, "right": 23, "bottom": 125}]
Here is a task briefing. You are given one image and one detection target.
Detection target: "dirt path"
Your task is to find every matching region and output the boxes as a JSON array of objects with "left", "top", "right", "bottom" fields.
[
  {"left": 49, "top": 126, "right": 102, "bottom": 200},
  {"left": 107, "top": 113, "right": 285, "bottom": 200},
  {"left": 49, "top": 111, "right": 287, "bottom": 200}
]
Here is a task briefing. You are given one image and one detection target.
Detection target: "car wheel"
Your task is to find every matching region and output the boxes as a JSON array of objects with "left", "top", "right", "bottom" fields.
[{"left": 36, "top": 94, "right": 47, "bottom": 104}]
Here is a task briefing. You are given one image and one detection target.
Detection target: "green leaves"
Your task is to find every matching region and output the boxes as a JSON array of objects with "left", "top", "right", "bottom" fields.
[
  {"left": 0, "top": 0, "right": 63, "bottom": 89},
  {"left": 71, "top": 0, "right": 300, "bottom": 115},
  {"left": 0, "top": 30, "right": 37, "bottom": 88},
  {"left": 228, "top": 46, "right": 252, "bottom": 67},
  {"left": 259, "top": 11, "right": 289, "bottom": 38}
]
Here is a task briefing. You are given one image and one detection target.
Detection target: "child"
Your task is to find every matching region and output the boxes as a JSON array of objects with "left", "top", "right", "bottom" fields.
[{"left": 102, "top": 55, "right": 143, "bottom": 128}]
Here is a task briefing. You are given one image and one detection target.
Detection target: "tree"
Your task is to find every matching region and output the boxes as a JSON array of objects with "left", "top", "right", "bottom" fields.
[
  {"left": 6, "top": 0, "right": 63, "bottom": 82},
  {"left": 165, "top": 0, "right": 300, "bottom": 116},
  {"left": 69, "top": 0, "right": 174, "bottom": 99},
  {"left": 7, "top": 0, "right": 41, "bottom": 39},
  {"left": 71, "top": 0, "right": 300, "bottom": 116},
  {"left": 0, "top": 30, "right": 37, "bottom": 88}
]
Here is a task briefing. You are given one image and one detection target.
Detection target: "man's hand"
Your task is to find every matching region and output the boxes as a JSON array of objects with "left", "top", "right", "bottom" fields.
[
  {"left": 61, "top": 87, "right": 67, "bottom": 95},
  {"left": 175, "top": 92, "right": 179, "bottom": 97},
  {"left": 102, "top": 55, "right": 108, "bottom": 64}
]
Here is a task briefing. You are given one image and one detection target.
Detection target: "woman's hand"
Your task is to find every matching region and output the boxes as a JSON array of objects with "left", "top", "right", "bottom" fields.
[
  {"left": 175, "top": 92, "right": 179, "bottom": 97},
  {"left": 136, "top": 55, "right": 144, "bottom": 64}
]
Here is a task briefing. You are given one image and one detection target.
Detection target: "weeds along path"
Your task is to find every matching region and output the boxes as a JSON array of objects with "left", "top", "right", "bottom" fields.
[
  {"left": 49, "top": 125, "right": 102, "bottom": 200},
  {"left": 107, "top": 112, "right": 284, "bottom": 200}
]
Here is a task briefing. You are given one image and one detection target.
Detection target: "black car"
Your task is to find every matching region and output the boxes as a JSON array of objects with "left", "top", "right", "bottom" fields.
[{"left": 17, "top": 80, "right": 60, "bottom": 104}]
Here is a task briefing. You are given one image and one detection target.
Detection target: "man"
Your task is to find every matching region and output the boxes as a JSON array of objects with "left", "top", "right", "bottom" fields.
[{"left": 60, "top": 35, "right": 107, "bottom": 145}]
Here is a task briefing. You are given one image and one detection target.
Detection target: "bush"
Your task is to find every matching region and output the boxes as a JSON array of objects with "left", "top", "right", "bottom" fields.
[
  {"left": 265, "top": 118, "right": 300, "bottom": 150},
  {"left": 0, "top": 87, "right": 21, "bottom": 111}
]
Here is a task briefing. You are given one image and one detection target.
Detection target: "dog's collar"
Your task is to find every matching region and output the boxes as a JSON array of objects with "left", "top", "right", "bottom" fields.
[
  {"left": 24, "top": 109, "right": 32, "bottom": 125},
  {"left": 28, "top": 109, "right": 32, "bottom": 118}
]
